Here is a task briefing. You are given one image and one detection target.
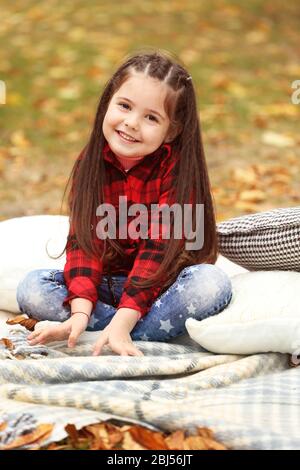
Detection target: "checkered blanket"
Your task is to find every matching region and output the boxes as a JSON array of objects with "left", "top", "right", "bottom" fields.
[{"left": 0, "top": 323, "right": 299, "bottom": 450}]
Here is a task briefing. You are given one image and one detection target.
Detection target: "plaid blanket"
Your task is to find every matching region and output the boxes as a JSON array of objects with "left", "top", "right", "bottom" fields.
[{"left": 0, "top": 322, "right": 299, "bottom": 450}]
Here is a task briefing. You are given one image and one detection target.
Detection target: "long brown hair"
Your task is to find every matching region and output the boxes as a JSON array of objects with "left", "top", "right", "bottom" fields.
[{"left": 55, "top": 48, "right": 218, "bottom": 291}]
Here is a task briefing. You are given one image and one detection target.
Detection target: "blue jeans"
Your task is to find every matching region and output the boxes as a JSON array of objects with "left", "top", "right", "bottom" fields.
[{"left": 16, "top": 264, "right": 232, "bottom": 342}]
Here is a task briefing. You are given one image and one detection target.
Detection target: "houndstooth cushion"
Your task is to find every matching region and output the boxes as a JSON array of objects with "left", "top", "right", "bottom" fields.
[{"left": 217, "top": 207, "right": 300, "bottom": 271}]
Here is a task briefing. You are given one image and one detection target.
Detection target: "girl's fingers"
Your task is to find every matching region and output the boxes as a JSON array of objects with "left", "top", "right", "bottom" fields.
[
  {"left": 28, "top": 332, "right": 48, "bottom": 345},
  {"left": 28, "top": 325, "right": 68, "bottom": 345},
  {"left": 119, "top": 344, "right": 144, "bottom": 357},
  {"left": 68, "top": 323, "right": 83, "bottom": 348},
  {"left": 27, "top": 330, "right": 42, "bottom": 340},
  {"left": 92, "top": 334, "right": 108, "bottom": 356},
  {"left": 127, "top": 346, "right": 144, "bottom": 356}
]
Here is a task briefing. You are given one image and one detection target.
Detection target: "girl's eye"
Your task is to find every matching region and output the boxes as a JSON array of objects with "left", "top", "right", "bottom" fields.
[
  {"left": 119, "top": 102, "right": 130, "bottom": 109},
  {"left": 147, "top": 114, "right": 158, "bottom": 122},
  {"left": 118, "top": 103, "right": 158, "bottom": 122}
]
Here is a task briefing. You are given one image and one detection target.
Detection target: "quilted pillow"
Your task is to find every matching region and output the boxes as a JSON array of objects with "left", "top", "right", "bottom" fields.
[
  {"left": 185, "top": 270, "right": 300, "bottom": 355},
  {"left": 217, "top": 207, "right": 300, "bottom": 271}
]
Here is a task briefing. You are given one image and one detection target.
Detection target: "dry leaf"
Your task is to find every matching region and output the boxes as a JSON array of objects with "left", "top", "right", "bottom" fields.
[
  {"left": 65, "top": 424, "right": 80, "bottom": 447},
  {"left": 85, "top": 423, "right": 112, "bottom": 450},
  {"left": 6, "top": 315, "right": 39, "bottom": 331},
  {"left": 122, "top": 431, "right": 147, "bottom": 450},
  {"left": 184, "top": 435, "right": 209, "bottom": 450},
  {"left": 165, "top": 430, "right": 185, "bottom": 449},
  {"left": 0, "top": 422, "right": 7, "bottom": 432},
  {"left": 262, "top": 131, "right": 295, "bottom": 148},
  {"left": 40, "top": 421, "right": 229, "bottom": 451},
  {"left": 0, "top": 338, "right": 14, "bottom": 350},
  {"left": 197, "top": 427, "right": 215, "bottom": 439},
  {"left": 104, "top": 423, "right": 124, "bottom": 448},
  {"left": 239, "top": 190, "right": 266, "bottom": 203},
  {"left": 234, "top": 201, "right": 260, "bottom": 212},
  {"left": 10, "top": 130, "right": 31, "bottom": 148},
  {"left": 185, "top": 435, "right": 227, "bottom": 450},
  {"left": 232, "top": 167, "right": 257, "bottom": 186},
  {"left": 1, "top": 423, "right": 53, "bottom": 450},
  {"left": 128, "top": 425, "right": 168, "bottom": 450}
]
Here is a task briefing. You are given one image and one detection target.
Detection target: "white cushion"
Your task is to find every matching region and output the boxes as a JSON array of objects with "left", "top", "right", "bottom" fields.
[
  {"left": 0, "top": 310, "right": 14, "bottom": 337},
  {"left": 0, "top": 215, "right": 68, "bottom": 312},
  {"left": 215, "top": 254, "right": 248, "bottom": 277},
  {"left": 186, "top": 271, "right": 300, "bottom": 354}
]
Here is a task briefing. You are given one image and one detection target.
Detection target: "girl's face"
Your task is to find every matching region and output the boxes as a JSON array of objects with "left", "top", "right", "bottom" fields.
[{"left": 102, "top": 73, "right": 172, "bottom": 159}]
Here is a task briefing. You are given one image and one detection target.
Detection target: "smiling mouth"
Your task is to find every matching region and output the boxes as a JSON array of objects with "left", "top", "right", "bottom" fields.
[{"left": 116, "top": 130, "right": 140, "bottom": 143}]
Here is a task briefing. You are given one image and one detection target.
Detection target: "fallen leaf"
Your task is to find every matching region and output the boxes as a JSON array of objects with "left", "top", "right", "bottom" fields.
[
  {"left": 234, "top": 201, "right": 260, "bottom": 212},
  {"left": 165, "top": 430, "right": 185, "bottom": 449},
  {"left": 0, "top": 421, "right": 7, "bottom": 432},
  {"left": 64, "top": 424, "right": 80, "bottom": 447},
  {"left": 10, "top": 130, "right": 31, "bottom": 148},
  {"left": 184, "top": 435, "right": 227, "bottom": 450},
  {"left": 1, "top": 424, "right": 53, "bottom": 450},
  {"left": 85, "top": 423, "right": 111, "bottom": 450},
  {"left": 6, "top": 315, "right": 39, "bottom": 331},
  {"left": 128, "top": 425, "right": 168, "bottom": 450},
  {"left": 197, "top": 427, "right": 215, "bottom": 439},
  {"left": 239, "top": 189, "right": 266, "bottom": 203},
  {"left": 262, "top": 131, "right": 296, "bottom": 148},
  {"left": 122, "top": 431, "right": 147, "bottom": 450},
  {"left": 232, "top": 167, "right": 257, "bottom": 186},
  {"left": 0, "top": 338, "right": 14, "bottom": 350}
]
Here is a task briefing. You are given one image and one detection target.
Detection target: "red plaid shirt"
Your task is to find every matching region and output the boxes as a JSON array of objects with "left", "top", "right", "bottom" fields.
[{"left": 63, "top": 142, "right": 181, "bottom": 317}]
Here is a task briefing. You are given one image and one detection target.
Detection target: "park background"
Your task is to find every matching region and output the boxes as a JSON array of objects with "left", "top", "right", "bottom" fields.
[{"left": 0, "top": 0, "right": 299, "bottom": 223}]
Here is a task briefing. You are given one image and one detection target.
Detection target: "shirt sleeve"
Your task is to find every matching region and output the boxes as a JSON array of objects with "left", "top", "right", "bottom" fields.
[
  {"left": 62, "top": 225, "right": 104, "bottom": 311},
  {"left": 117, "top": 153, "right": 179, "bottom": 317}
]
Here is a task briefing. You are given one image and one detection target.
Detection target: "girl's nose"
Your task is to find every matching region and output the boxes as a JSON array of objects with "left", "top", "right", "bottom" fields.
[{"left": 124, "top": 116, "right": 139, "bottom": 130}]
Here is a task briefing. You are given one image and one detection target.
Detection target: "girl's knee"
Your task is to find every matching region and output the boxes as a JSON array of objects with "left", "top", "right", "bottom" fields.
[
  {"left": 16, "top": 269, "right": 44, "bottom": 313},
  {"left": 16, "top": 269, "right": 59, "bottom": 319},
  {"left": 179, "top": 263, "right": 232, "bottom": 303}
]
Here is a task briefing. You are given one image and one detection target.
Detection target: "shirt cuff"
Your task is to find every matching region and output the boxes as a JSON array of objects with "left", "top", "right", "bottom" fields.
[{"left": 62, "top": 276, "right": 98, "bottom": 311}]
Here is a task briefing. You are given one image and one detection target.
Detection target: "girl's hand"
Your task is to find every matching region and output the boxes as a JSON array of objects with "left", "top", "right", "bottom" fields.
[
  {"left": 92, "top": 322, "right": 144, "bottom": 357},
  {"left": 27, "top": 313, "right": 89, "bottom": 348}
]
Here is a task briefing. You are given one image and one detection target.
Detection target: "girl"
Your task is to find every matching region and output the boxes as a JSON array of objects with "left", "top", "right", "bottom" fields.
[{"left": 16, "top": 50, "right": 232, "bottom": 357}]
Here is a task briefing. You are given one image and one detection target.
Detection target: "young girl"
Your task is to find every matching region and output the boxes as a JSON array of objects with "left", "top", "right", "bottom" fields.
[{"left": 16, "top": 50, "right": 232, "bottom": 357}]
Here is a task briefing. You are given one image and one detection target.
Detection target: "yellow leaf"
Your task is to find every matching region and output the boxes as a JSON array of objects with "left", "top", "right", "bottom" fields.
[
  {"left": 239, "top": 190, "right": 266, "bottom": 202},
  {"left": 262, "top": 131, "right": 296, "bottom": 148},
  {"left": 6, "top": 93, "right": 23, "bottom": 106},
  {"left": 234, "top": 201, "right": 260, "bottom": 212},
  {"left": 10, "top": 130, "right": 30, "bottom": 148},
  {"left": 232, "top": 167, "right": 257, "bottom": 185}
]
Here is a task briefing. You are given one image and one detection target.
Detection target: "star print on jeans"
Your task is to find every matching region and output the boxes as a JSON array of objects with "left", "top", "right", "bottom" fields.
[
  {"left": 159, "top": 319, "right": 174, "bottom": 333},
  {"left": 176, "top": 284, "right": 185, "bottom": 293},
  {"left": 187, "top": 303, "right": 196, "bottom": 315}
]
